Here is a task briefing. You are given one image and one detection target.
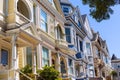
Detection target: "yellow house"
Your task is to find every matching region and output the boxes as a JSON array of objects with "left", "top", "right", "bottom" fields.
[{"left": 0, "top": 0, "right": 76, "bottom": 80}]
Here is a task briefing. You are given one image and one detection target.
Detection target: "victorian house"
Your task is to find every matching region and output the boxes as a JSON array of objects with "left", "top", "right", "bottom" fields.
[
  {"left": 91, "top": 30, "right": 112, "bottom": 80},
  {"left": 59, "top": 0, "right": 92, "bottom": 80},
  {"left": 0, "top": 0, "right": 76, "bottom": 80},
  {"left": 81, "top": 15, "right": 95, "bottom": 79}
]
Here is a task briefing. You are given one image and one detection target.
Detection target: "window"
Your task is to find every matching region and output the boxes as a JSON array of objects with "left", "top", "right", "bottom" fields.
[
  {"left": 60, "top": 59, "right": 66, "bottom": 74},
  {"left": 1, "top": 49, "right": 8, "bottom": 66},
  {"left": 89, "top": 70, "right": 94, "bottom": 76},
  {"left": 42, "top": 47, "right": 49, "bottom": 67},
  {"left": 40, "top": 9, "right": 47, "bottom": 32},
  {"left": 73, "top": 30, "right": 76, "bottom": 45},
  {"left": 68, "top": 59, "right": 73, "bottom": 74},
  {"left": 79, "top": 41, "right": 83, "bottom": 51},
  {"left": 26, "top": 47, "right": 32, "bottom": 66},
  {"left": 88, "top": 57, "right": 92, "bottom": 62},
  {"left": 48, "top": 0, "right": 53, "bottom": 3},
  {"left": 78, "top": 21, "right": 81, "bottom": 28},
  {"left": 76, "top": 37, "right": 79, "bottom": 51},
  {"left": 65, "top": 28, "right": 71, "bottom": 43},
  {"left": 57, "top": 27, "right": 62, "bottom": 39},
  {"left": 105, "top": 57, "right": 108, "bottom": 64},
  {"left": 86, "top": 43, "right": 91, "bottom": 55},
  {"left": 63, "top": 7, "right": 69, "bottom": 13}
]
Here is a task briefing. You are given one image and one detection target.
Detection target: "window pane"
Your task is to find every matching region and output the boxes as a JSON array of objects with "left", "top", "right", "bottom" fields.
[
  {"left": 26, "top": 47, "right": 32, "bottom": 66},
  {"left": 79, "top": 41, "right": 83, "bottom": 51},
  {"left": 86, "top": 43, "right": 91, "bottom": 54},
  {"left": 1, "top": 49, "right": 8, "bottom": 66},
  {"left": 41, "top": 10, "right": 47, "bottom": 21},
  {"left": 65, "top": 28, "right": 70, "bottom": 35},
  {"left": 48, "top": 0, "right": 53, "bottom": 3},
  {"left": 63, "top": 7, "right": 69, "bottom": 13},
  {"left": 42, "top": 47, "right": 49, "bottom": 66},
  {"left": 65, "top": 28, "right": 71, "bottom": 43},
  {"left": 40, "top": 9, "right": 47, "bottom": 32}
]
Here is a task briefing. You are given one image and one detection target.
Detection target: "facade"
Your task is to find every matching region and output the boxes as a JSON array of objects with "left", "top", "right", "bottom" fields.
[
  {"left": 82, "top": 15, "right": 95, "bottom": 79},
  {"left": 0, "top": 0, "right": 76, "bottom": 80},
  {"left": 60, "top": 0, "right": 95, "bottom": 80},
  {"left": 0, "top": 0, "right": 112, "bottom": 80},
  {"left": 111, "top": 54, "right": 120, "bottom": 80},
  {"left": 91, "top": 30, "right": 112, "bottom": 80}
]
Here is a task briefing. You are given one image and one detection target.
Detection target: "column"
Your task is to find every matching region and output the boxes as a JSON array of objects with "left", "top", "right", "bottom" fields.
[
  {"left": 37, "top": 44, "right": 42, "bottom": 69},
  {"left": 65, "top": 57, "right": 69, "bottom": 76},
  {"left": 73, "top": 60, "right": 75, "bottom": 77},
  {"left": 56, "top": 53, "right": 61, "bottom": 72},
  {"left": 32, "top": 47, "right": 37, "bottom": 75},
  {"left": 11, "top": 34, "right": 19, "bottom": 80},
  {"left": 49, "top": 50, "right": 52, "bottom": 66}
]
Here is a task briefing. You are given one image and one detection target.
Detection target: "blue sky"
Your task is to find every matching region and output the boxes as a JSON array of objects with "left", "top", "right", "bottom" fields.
[{"left": 70, "top": 0, "right": 120, "bottom": 58}]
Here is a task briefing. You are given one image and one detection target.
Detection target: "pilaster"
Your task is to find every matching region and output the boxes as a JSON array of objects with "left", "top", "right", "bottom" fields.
[
  {"left": 49, "top": 50, "right": 52, "bottom": 66},
  {"left": 32, "top": 47, "right": 37, "bottom": 74},
  {"left": 37, "top": 44, "right": 42, "bottom": 69},
  {"left": 57, "top": 53, "right": 60, "bottom": 72},
  {"left": 11, "top": 33, "right": 19, "bottom": 80}
]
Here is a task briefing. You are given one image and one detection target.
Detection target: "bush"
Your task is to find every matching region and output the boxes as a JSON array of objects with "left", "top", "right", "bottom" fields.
[
  {"left": 20, "top": 65, "right": 35, "bottom": 80},
  {"left": 37, "top": 65, "right": 60, "bottom": 80}
]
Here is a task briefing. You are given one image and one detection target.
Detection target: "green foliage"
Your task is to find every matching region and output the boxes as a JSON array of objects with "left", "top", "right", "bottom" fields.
[
  {"left": 20, "top": 65, "right": 32, "bottom": 74},
  {"left": 82, "top": 0, "right": 115, "bottom": 22},
  {"left": 110, "top": 70, "right": 117, "bottom": 77},
  {"left": 37, "top": 65, "right": 60, "bottom": 80},
  {"left": 20, "top": 65, "right": 35, "bottom": 80}
]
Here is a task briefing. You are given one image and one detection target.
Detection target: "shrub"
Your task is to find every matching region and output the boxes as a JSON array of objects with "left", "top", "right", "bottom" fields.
[
  {"left": 20, "top": 65, "right": 35, "bottom": 80},
  {"left": 37, "top": 65, "right": 60, "bottom": 80}
]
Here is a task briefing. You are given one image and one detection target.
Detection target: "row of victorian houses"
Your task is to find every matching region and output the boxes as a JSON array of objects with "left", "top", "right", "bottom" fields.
[{"left": 0, "top": 0, "right": 113, "bottom": 80}]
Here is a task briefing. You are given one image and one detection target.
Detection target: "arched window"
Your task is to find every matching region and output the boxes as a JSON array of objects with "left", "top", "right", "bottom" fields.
[
  {"left": 17, "top": 0, "right": 30, "bottom": 19},
  {"left": 56, "top": 25, "right": 63, "bottom": 40}
]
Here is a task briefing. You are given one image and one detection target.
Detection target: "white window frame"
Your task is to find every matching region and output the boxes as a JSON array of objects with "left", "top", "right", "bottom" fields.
[
  {"left": 42, "top": 47, "right": 49, "bottom": 67},
  {"left": 40, "top": 9, "right": 48, "bottom": 32}
]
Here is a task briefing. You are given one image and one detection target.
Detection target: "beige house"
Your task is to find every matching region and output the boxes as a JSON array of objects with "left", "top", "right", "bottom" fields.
[
  {"left": 0, "top": 0, "right": 75, "bottom": 80},
  {"left": 91, "top": 30, "right": 112, "bottom": 80}
]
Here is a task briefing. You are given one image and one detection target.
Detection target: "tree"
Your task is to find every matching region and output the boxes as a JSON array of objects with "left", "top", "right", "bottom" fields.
[
  {"left": 82, "top": 0, "right": 115, "bottom": 22},
  {"left": 110, "top": 70, "right": 117, "bottom": 80}
]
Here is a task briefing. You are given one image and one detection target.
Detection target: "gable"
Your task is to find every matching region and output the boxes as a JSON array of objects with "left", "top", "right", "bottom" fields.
[
  {"left": 54, "top": 0, "right": 64, "bottom": 16},
  {"left": 20, "top": 22, "right": 38, "bottom": 37}
]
